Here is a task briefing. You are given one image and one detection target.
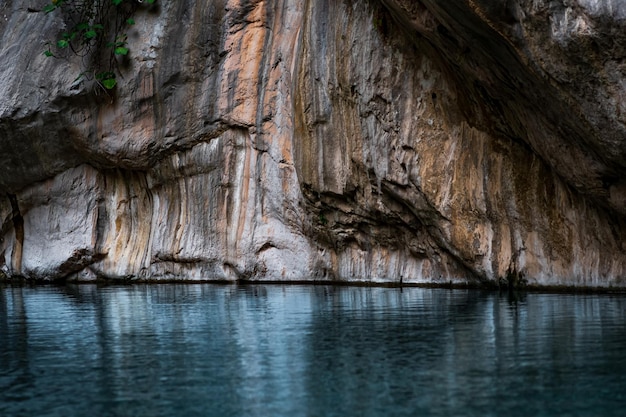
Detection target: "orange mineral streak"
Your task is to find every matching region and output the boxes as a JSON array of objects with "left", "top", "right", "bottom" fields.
[{"left": 220, "top": 1, "right": 269, "bottom": 127}]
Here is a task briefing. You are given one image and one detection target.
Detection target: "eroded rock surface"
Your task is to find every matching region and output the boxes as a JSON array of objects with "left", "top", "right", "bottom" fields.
[{"left": 0, "top": 0, "right": 624, "bottom": 287}]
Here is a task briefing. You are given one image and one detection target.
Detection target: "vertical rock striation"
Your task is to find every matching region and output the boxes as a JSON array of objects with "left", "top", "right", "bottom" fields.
[{"left": 0, "top": 0, "right": 624, "bottom": 287}]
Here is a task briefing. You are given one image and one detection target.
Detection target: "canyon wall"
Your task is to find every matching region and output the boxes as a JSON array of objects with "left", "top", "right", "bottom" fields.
[{"left": 0, "top": 0, "right": 625, "bottom": 287}]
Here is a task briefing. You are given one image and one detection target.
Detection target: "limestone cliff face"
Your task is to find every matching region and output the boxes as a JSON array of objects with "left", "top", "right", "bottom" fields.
[{"left": 0, "top": 0, "right": 625, "bottom": 287}]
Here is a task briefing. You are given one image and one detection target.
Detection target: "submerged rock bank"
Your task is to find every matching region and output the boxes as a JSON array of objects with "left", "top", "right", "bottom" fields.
[{"left": 0, "top": 0, "right": 625, "bottom": 287}]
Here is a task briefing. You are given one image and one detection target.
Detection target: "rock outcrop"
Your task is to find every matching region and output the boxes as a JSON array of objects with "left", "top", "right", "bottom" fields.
[{"left": 0, "top": 0, "right": 625, "bottom": 287}]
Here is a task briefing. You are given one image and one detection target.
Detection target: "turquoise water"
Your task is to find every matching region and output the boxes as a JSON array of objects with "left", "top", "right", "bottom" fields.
[{"left": 1, "top": 284, "right": 625, "bottom": 416}]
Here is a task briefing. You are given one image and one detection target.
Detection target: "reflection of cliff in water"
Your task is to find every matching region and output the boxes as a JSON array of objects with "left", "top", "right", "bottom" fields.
[
  {"left": 69, "top": 284, "right": 252, "bottom": 416},
  {"left": 0, "top": 286, "right": 32, "bottom": 401},
  {"left": 299, "top": 287, "right": 626, "bottom": 415},
  {"left": 1, "top": 285, "right": 625, "bottom": 416},
  {"left": 301, "top": 287, "right": 494, "bottom": 414}
]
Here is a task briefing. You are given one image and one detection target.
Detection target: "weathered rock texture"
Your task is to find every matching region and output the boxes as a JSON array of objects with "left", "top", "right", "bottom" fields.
[{"left": 0, "top": 0, "right": 625, "bottom": 287}]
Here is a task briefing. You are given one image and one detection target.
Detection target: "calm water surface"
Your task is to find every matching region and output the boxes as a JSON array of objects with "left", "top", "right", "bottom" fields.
[{"left": 1, "top": 284, "right": 625, "bottom": 416}]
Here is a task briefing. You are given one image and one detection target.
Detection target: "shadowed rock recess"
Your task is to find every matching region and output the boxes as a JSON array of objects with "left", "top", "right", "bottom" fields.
[{"left": 0, "top": 0, "right": 625, "bottom": 287}]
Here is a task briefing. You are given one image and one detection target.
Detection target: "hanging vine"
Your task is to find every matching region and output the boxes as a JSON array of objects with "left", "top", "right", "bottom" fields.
[{"left": 42, "top": 0, "right": 156, "bottom": 90}]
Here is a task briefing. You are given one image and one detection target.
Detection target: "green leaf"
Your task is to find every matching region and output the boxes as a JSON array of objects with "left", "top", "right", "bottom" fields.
[
  {"left": 92, "top": 24, "right": 104, "bottom": 30},
  {"left": 114, "top": 46, "right": 129, "bottom": 55},
  {"left": 126, "top": 18, "right": 135, "bottom": 25},
  {"left": 75, "top": 22, "right": 89, "bottom": 31},
  {"left": 60, "top": 31, "right": 76, "bottom": 41},
  {"left": 57, "top": 39, "right": 69, "bottom": 48},
  {"left": 84, "top": 30, "right": 97, "bottom": 39},
  {"left": 43, "top": 50, "right": 54, "bottom": 57},
  {"left": 43, "top": 4, "right": 56, "bottom": 13},
  {"left": 112, "top": 0, "right": 123, "bottom": 5},
  {"left": 101, "top": 78, "right": 117, "bottom": 89},
  {"left": 96, "top": 71, "right": 115, "bottom": 81},
  {"left": 145, "top": 0, "right": 155, "bottom": 3}
]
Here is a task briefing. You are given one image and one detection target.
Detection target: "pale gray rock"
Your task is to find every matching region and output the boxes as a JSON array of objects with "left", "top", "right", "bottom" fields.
[{"left": 0, "top": 0, "right": 624, "bottom": 287}]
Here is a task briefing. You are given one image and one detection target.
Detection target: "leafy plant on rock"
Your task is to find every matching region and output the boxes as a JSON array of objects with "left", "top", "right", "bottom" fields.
[{"left": 42, "top": 0, "right": 156, "bottom": 91}]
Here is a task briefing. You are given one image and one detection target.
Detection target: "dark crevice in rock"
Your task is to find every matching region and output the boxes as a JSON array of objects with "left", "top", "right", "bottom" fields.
[
  {"left": 256, "top": 241, "right": 278, "bottom": 255},
  {"left": 56, "top": 249, "right": 107, "bottom": 282},
  {"left": 7, "top": 194, "right": 23, "bottom": 275},
  {"left": 302, "top": 180, "right": 485, "bottom": 284},
  {"left": 500, "top": 266, "right": 528, "bottom": 290}
]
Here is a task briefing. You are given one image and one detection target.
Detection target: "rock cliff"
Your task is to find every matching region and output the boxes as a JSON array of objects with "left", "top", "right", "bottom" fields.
[{"left": 0, "top": 0, "right": 625, "bottom": 287}]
